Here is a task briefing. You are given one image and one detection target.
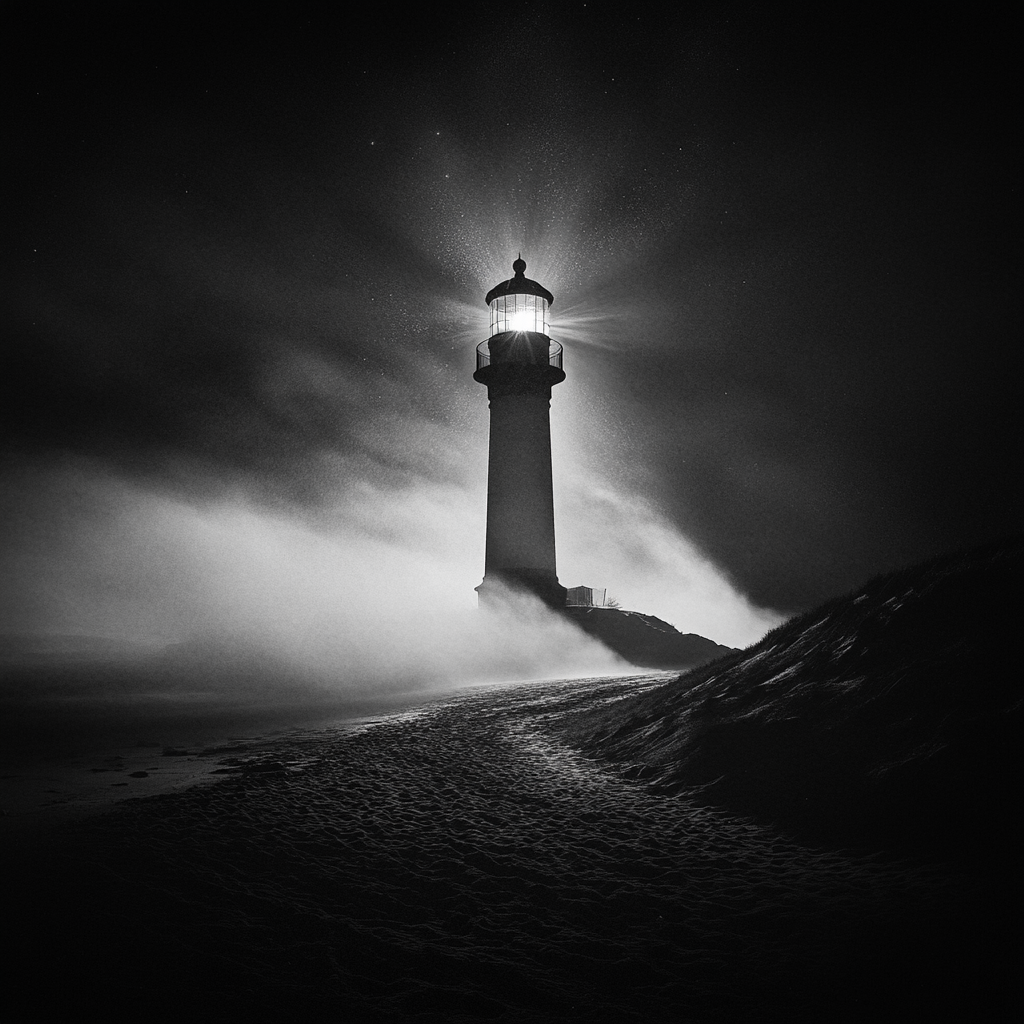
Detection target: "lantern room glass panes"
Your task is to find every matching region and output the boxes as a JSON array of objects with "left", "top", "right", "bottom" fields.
[{"left": 489, "top": 293, "right": 548, "bottom": 337}]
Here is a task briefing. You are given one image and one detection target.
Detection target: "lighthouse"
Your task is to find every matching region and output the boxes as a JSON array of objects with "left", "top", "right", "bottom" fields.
[{"left": 474, "top": 257, "right": 567, "bottom": 609}]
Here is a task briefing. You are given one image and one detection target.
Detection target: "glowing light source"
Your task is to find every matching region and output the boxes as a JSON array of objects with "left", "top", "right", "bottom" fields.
[
  {"left": 509, "top": 308, "right": 534, "bottom": 332},
  {"left": 488, "top": 293, "right": 549, "bottom": 336}
]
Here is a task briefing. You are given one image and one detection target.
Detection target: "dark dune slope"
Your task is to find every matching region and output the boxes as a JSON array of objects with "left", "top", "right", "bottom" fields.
[
  {"left": 562, "top": 606, "right": 736, "bottom": 669},
  {"left": 559, "top": 539, "right": 1022, "bottom": 860}
]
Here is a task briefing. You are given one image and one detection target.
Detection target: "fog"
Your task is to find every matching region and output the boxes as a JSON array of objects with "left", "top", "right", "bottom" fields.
[{"left": 0, "top": 442, "right": 778, "bottom": 713}]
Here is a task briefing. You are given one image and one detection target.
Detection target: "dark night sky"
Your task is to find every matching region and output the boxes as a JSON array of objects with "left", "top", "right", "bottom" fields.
[{"left": 1, "top": 2, "right": 1020, "bottom": 653}]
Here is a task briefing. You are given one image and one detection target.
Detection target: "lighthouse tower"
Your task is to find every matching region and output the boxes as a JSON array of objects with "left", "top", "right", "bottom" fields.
[{"left": 474, "top": 257, "right": 567, "bottom": 609}]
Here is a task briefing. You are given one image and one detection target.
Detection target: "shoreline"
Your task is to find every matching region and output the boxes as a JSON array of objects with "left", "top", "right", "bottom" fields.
[{"left": 0, "top": 684, "right": 470, "bottom": 843}]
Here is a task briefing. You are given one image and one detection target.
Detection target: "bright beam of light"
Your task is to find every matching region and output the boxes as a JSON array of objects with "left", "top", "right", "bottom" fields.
[{"left": 509, "top": 309, "right": 534, "bottom": 332}]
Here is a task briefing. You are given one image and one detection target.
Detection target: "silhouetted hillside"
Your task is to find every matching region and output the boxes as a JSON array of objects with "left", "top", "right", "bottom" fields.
[
  {"left": 562, "top": 607, "right": 736, "bottom": 669},
  {"left": 559, "top": 539, "right": 1023, "bottom": 862}
]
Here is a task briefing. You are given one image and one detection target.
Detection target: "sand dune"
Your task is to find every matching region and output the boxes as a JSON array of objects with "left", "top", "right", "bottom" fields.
[{"left": 560, "top": 539, "right": 1023, "bottom": 860}]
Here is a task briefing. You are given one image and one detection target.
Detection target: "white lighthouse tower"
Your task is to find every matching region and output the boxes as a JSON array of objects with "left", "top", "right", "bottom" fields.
[{"left": 474, "top": 257, "right": 567, "bottom": 609}]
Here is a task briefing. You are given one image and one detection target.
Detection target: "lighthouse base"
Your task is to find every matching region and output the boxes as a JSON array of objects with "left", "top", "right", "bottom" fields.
[{"left": 476, "top": 570, "right": 567, "bottom": 612}]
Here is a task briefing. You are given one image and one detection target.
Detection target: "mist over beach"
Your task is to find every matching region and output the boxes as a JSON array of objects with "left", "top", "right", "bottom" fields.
[{"left": 0, "top": 587, "right": 625, "bottom": 761}]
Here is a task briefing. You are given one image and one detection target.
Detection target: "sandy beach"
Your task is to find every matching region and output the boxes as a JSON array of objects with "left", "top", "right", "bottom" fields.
[{"left": 4, "top": 671, "right": 1005, "bottom": 1022}]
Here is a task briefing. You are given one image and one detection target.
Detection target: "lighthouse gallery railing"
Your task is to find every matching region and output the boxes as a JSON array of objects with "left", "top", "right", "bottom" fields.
[{"left": 476, "top": 338, "right": 563, "bottom": 373}]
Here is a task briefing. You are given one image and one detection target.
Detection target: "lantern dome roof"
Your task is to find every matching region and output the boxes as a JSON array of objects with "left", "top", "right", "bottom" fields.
[{"left": 485, "top": 256, "right": 554, "bottom": 307}]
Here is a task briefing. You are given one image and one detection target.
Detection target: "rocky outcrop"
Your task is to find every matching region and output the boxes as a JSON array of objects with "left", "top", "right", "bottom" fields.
[{"left": 562, "top": 606, "right": 736, "bottom": 669}]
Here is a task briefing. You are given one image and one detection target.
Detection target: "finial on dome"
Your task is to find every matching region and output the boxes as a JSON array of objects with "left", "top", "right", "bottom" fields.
[{"left": 484, "top": 256, "right": 553, "bottom": 307}]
